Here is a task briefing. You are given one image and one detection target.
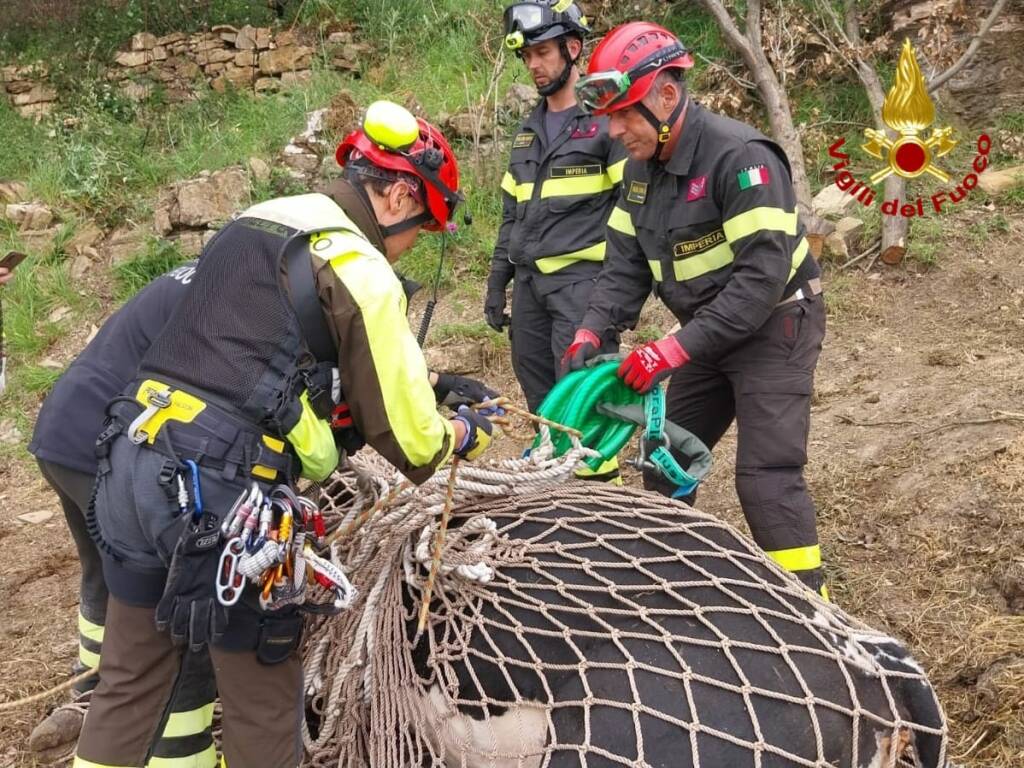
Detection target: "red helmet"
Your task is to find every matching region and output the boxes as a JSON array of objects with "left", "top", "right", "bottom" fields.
[
  {"left": 577, "top": 22, "right": 693, "bottom": 116},
  {"left": 336, "top": 109, "right": 461, "bottom": 232}
]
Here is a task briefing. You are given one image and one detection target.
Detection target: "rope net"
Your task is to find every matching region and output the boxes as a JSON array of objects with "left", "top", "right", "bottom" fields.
[{"left": 300, "top": 441, "right": 948, "bottom": 768}]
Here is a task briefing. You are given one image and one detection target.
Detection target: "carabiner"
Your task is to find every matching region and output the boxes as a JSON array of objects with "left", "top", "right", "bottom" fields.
[
  {"left": 216, "top": 537, "right": 245, "bottom": 606},
  {"left": 182, "top": 459, "right": 203, "bottom": 521}
]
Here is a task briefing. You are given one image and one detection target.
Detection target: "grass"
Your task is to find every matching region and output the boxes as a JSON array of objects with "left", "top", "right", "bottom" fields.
[
  {"left": 113, "top": 238, "right": 189, "bottom": 300},
  {"left": 907, "top": 216, "right": 945, "bottom": 267}
]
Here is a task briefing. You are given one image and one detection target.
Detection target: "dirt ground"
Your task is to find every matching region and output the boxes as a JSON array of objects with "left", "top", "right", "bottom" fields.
[{"left": 1, "top": 201, "right": 1022, "bottom": 767}]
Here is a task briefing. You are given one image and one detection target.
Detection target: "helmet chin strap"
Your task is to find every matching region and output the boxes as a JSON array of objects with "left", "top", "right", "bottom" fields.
[
  {"left": 538, "top": 36, "right": 578, "bottom": 98},
  {"left": 380, "top": 211, "right": 434, "bottom": 239},
  {"left": 635, "top": 95, "right": 688, "bottom": 161}
]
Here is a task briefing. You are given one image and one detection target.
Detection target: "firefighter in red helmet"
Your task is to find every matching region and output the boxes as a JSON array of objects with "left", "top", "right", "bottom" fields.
[
  {"left": 565, "top": 22, "right": 829, "bottom": 598},
  {"left": 72, "top": 101, "right": 495, "bottom": 768}
]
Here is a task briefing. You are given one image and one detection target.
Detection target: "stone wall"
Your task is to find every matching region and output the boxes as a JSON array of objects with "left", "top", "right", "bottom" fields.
[
  {"left": 1, "top": 24, "right": 367, "bottom": 115},
  {"left": 0, "top": 64, "right": 57, "bottom": 118},
  {"left": 106, "top": 26, "right": 366, "bottom": 102}
]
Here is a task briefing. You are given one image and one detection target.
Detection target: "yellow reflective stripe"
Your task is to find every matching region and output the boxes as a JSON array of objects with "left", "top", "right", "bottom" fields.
[
  {"left": 147, "top": 743, "right": 218, "bottom": 768},
  {"left": 510, "top": 182, "right": 534, "bottom": 202},
  {"left": 722, "top": 206, "right": 798, "bottom": 242},
  {"left": 575, "top": 456, "right": 620, "bottom": 480},
  {"left": 79, "top": 613, "right": 104, "bottom": 643},
  {"left": 541, "top": 174, "right": 613, "bottom": 199},
  {"left": 606, "top": 159, "right": 626, "bottom": 185},
  {"left": 500, "top": 171, "right": 516, "bottom": 196},
  {"left": 607, "top": 206, "right": 635, "bottom": 237},
  {"left": 162, "top": 704, "right": 215, "bottom": 739},
  {"left": 79, "top": 645, "right": 101, "bottom": 669},
  {"left": 74, "top": 758, "right": 134, "bottom": 768},
  {"left": 534, "top": 242, "right": 606, "bottom": 274},
  {"left": 310, "top": 231, "right": 372, "bottom": 263},
  {"left": 647, "top": 261, "right": 663, "bottom": 282},
  {"left": 285, "top": 391, "right": 339, "bottom": 482},
  {"left": 787, "top": 236, "right": 809, "bottom": 282},
  {"left": 330, "top": 253, "right": 454, "bottom": 468},
  {"left": 766, "top": 544, "right": 822, "bottom": 573},
  {"left": 673, "top": 241, "right": 734, "bottom": 281}
]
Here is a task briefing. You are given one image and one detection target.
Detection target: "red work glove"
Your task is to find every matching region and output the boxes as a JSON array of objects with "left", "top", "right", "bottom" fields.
[
  {"left": 561, "top": 329, "right": 601, "bottom": 373},
  {"left": 618, "top": 336, "right": 689, "bottom": 393}
]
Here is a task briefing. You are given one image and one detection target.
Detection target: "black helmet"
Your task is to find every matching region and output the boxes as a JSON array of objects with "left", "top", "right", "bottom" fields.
[{"left": 503, "top": 0, "right": 590, "bottom": 52}]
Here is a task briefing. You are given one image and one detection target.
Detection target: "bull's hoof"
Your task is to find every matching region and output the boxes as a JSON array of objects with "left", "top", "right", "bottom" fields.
[{"left": 28, "top": 706, "right": 84, "bottom": 764}]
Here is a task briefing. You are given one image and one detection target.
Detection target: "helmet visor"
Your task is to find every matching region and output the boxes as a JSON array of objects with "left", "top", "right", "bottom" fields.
[{"left": 575, "top": 70, "right": 632, "bottom": 112}]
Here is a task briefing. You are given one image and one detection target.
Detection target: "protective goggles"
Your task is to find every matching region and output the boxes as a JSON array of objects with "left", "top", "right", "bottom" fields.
[
  {"left": 503, "top": 1, "right": 575, "bottom": 50},
  {"left": 575, "top": 42, "right": 690, "bottom": 113}
]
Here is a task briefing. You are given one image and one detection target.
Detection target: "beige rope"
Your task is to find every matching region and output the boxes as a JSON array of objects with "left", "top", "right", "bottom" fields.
[
  {"left": 415, "top": 455, "right": 459, "bottom": 639},
  {"left": 0, "top": 667, "right": 97, "bottom": 712}
]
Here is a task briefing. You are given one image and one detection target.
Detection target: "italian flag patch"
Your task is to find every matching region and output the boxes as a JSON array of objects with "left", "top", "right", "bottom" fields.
[{"left": 737, "top": 164, "right": 770, "bottom": 189}]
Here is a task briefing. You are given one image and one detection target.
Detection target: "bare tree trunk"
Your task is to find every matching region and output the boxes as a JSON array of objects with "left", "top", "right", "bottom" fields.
[
  {"left": 844, "top": 1, "right": 907, "bottom": 264},
  {"left": 698, "top": 0, "right": 826, "bottom": 235}
]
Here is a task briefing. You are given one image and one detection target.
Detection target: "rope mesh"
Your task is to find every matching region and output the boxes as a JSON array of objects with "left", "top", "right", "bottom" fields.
[{"left": 300, "top": 444, "right": 948, "bottom": 768}]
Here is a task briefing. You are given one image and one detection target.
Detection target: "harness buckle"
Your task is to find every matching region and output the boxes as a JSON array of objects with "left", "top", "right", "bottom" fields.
[{"left": 127, "top": 387, "right": 173, "bottom": 444}]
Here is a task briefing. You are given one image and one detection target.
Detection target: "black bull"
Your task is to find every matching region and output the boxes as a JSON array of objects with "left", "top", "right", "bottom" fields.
[{"left": 400, "top": 487, "right": 946, "bottom": 768}]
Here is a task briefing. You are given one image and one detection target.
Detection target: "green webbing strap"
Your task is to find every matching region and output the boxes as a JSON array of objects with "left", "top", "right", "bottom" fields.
[{"left": 535, "top": 360, "right": 712, "bottom": 493}]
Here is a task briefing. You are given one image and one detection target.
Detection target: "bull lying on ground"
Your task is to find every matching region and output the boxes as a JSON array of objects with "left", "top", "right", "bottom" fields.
[{"left": 398, "top": 486, "right": 946, "bottom": 768}]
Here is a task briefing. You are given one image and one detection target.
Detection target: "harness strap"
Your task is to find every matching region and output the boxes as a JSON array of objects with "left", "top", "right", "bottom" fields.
[{"left": 284, "top": 235, "right": 338, "bottom": 364}]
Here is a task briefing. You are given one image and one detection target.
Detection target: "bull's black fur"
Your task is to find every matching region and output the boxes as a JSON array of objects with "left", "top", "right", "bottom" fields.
[{"left": 405, "top": 490, "right": 946, "bottom": 768}]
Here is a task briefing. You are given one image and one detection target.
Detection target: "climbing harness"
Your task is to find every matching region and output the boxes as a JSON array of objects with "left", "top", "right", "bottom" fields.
[{"left": 535, "top": 360, "right": 712, "bottom": 495}]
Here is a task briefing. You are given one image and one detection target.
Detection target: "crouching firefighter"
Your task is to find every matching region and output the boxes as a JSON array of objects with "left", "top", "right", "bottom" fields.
[{"left": 73, "top": 101, "right": 494, "bottom": 768}]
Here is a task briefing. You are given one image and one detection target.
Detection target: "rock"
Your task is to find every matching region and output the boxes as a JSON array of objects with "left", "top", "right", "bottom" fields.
[
  {"left": 978, "top": 165, "right": 1024, "bottom": 195},
  {"left": 282, "top": 145, "right": 321, "bottom": 174},
  {"left": 67, "top": 222, "right": 104, "bottom": 255},
  {"left": 235, "top": 25, "right": 258, "bottom": 50},
  {"left": 503, "top": 82, "right": 538, "bottom": 119},
  {"left": 157, "top": 32, "right": 187, "bottom": 46},
  {"left": 994, "top": 561, "right": 1024, "bottom": 613},
  {"left": 323, "top": 91, "right": 360, "bottom": 137},
  {"left": 47, "top": 305, "right": 71, "bottom": 323},
  {"left": 19, "top": 227, "right": 60, "bottom": 255},
  {"left": 5, "top": 202, "right": 53, "bottom": 230},
  {"left": 17, "top": 102, "right": 55, "bottom": 120},
  {"left": 131, "top": 32, "right": 158, "bottom": 51},
  {"left": 445, "top": 111, "right": 493, "bottom": 140},
  {"left": 234, "top": 50, "right": 259, "bottom": 68},
  {"left": 259, "top": 45, "right": 314, "bottom": 75},
  {"left": 0, "top": 180, "right": 29, "bottom": 203},
  {"left": 0, "top": 419, "right": 22, "bottom": 446},
  {"left": 281, "top": 70, "right": 313, "bottom": 87},
  {"left": 812, "top": 183, "right": 857, "bottom": 219},
  {"left": 197, "top": 48, "right": 236, "bottom": 67},
  {"left": 174, "top": 167, "right": 250, "bottom": 228},
  {"left": 823, "top": 231, "right": 849, "bottom": 262},
  {"left": 174, "top": 231, "right": 206, "bottom": 257},
  {"left": 254, "top": 77, "right": 280, "bottom": 93},
  {"left": 424, "top": 343, "right": 484, "bottom": 375},
  {"left": 17, "top": 510, "right": 54, "bottom": 524},
  {"left": 11, "top": 84, "right": 57, "bottom": 106},
  {"left": 103, "top": 226, "right": 148, "bottom": 266},
  {"left": 151, "top": 45, "right": 168, "bottom": 62},
  {"left": 327, "top": 31, "right": 354, "bottom": 45},
  {"left": 70, "top": 250, "right": 96, "bottom": 280},
  {"left": 114, "top": 50, "right": 152, "bottom": 68},
  {"left": 833, "top": 216, "right": 865, "bottom": 252},
  {"left": 247, "top": 156, "right": 271, "bottom": 182},
  {"left": 121, "top": 81, "right": 152, "bottom": 102}
]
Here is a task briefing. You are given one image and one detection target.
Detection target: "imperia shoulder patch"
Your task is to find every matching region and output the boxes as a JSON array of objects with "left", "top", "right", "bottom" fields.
[
  {"left": 626, "top": 180, "right": 648, "bottom": 204},
  {"left": 512, "top": 132, "right": 536, "bottom": 149}
]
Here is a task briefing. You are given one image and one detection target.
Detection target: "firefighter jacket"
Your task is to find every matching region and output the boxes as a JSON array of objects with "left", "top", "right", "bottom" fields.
[
  {"left": 489, "top": 101, "right": 627, "bottom": 294},
  {"left": 139, "top": 186, "right": 453, "bottom": 485},
  {"left": 581, "top": 101, "right": 821, "bottom": 362}
]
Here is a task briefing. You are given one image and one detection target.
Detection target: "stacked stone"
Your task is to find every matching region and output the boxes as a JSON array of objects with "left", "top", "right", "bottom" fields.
[
  {"left": 0, "top": 64, "right": 57, "bottom": 119},
  {"left": 104, "top": 25, "right": 366, "bottom": 103}
]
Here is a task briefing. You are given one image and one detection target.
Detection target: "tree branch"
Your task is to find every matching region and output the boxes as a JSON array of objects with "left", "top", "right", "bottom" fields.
[
  {"left": 699, "top": 0, "right": 756, "bottom": 67},
  {"left": 928, "top": 0, "right": 1009, "bottom": 92},
  {"left": 747, "top": 0, "right": 763, "bottom": 53}
]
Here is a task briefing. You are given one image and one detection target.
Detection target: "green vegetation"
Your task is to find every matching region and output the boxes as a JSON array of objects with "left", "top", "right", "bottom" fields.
[{"left": 113, "top": 238, "right": 188, "bottom": 300}]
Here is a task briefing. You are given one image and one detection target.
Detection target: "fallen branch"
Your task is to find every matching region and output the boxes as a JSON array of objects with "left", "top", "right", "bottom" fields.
[
  {"left": 840, "top": 241, "right": 881, "bottom": 271},
  {"left": 836, "top": 412, "right": 1024, "bottom": 436}
]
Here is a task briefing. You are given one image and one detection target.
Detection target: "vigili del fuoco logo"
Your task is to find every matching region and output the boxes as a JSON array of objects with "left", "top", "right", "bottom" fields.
[{"left": 827, "top": 39, "right": 991, "bottom": 218}]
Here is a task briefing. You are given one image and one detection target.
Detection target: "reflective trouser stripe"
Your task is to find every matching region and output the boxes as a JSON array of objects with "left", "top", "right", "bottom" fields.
[
  {"left": 534, "top": 242, "right": 606, "bottom": 274},
  {"left": 575, "top": 456, "right": 622, "bottom": 485},
  {"left": 765, "top": 544, "right": 822, "bottom": 573},
  {"left": 79, "top": 612, "right": 104, "bottom": 668},
  {"left": 147, "top": 743, "right": 218, "bottom": 768},
  {"left": 74, "top": 759, "right": 134, "bottom": 768},
  {"left": 162, "top": 704, "right": 215, "bottom": 739}
]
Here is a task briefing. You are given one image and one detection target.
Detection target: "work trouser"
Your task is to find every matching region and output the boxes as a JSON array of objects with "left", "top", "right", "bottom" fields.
[
  {"left": 37, "top": 458, "right": 219, "bottom": 767},
  {"left": 76, "top": 424, "right": 303, "bottom": 767},
  {"left": 645, "top": 295, "right": 827, "bottom": 594},
  {"left": 36, "top": 459, "right": 108, "bottom": 690}
]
